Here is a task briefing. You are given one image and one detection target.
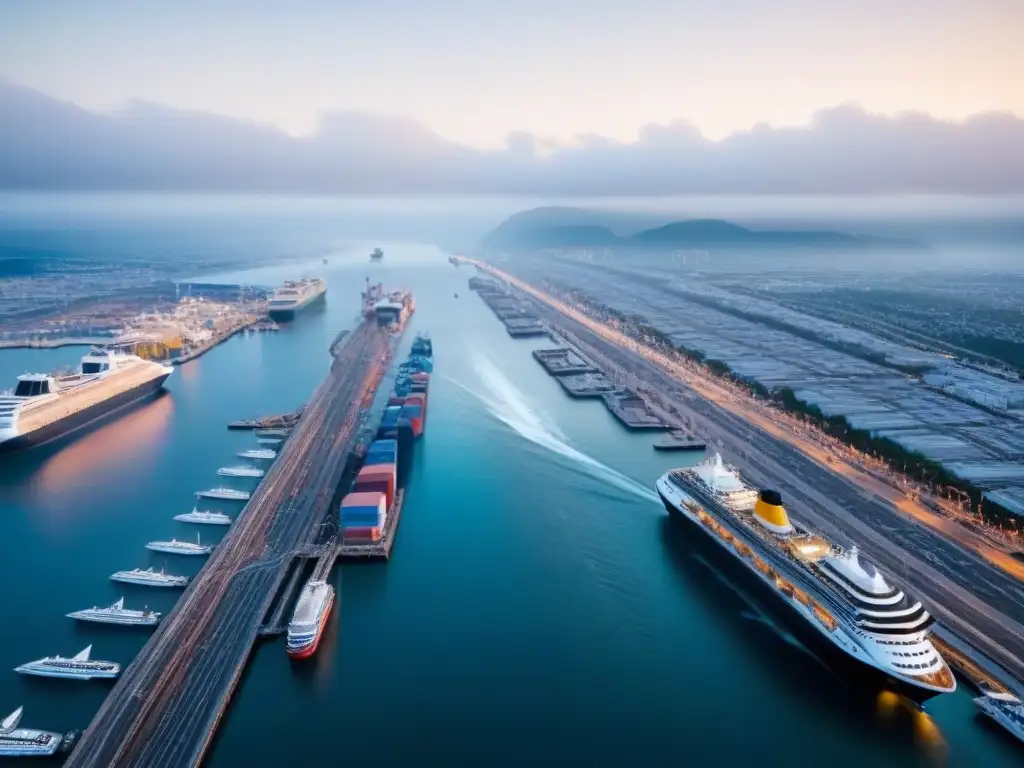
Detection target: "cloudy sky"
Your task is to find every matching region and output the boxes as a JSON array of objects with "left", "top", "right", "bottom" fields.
[{"left": 1, "top": 0, "right": 1020, "bottom": 147}]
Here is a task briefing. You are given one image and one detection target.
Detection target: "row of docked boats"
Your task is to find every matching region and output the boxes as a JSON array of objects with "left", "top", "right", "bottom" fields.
[{"left": 1, "top": 433, "right": 286, "bottom": 758}]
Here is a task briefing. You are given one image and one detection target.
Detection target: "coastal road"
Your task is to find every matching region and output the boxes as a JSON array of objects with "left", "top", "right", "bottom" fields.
[
  {"left": 470, "top": 259, "right": 1024, "bottom": 691},
  {"left": 67, "top": 320, "right": 391, "bottom": 767}
]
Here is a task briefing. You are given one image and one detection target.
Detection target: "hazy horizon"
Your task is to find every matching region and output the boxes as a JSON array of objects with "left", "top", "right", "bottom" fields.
[{"left": 1, "top": 1, "right": 1022, "bottom": 195}]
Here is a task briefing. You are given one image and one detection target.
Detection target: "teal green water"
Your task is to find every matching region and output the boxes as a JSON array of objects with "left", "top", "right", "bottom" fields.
[{"left": 1, "top": 237, "right": 1021, "bottom": 765}]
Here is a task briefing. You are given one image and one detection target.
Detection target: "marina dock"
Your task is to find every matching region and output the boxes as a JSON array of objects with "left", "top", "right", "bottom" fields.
[{"left": 67, "top": 319, "right": 396, "bottom": 768}]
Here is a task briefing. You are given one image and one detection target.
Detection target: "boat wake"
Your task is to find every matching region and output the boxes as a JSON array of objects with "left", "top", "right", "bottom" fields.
[{"left": 448, "top": 351, "right": 658, "bottom": 505}]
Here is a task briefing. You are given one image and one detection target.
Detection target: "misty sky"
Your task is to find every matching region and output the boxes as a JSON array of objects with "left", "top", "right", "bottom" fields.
[{"left": 1, "top": 0, "right": 1021, "bottom": 148}]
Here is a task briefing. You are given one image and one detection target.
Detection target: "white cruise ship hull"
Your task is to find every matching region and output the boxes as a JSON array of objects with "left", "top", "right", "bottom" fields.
[
  {"left": 14, "top": 665, "right": 119, "bottom": 680},
  {"left": 656, "top": 477, "right": 952, "bottom": 705},
  {"left": 110, "top": 575, "right": 187, "bottom": 588},
  {"left": 0, "top": 730, "right": 63, "bottom": 757},
  {"left": 267, "top": 287, "right": 326, "bottom": 321},
  {"left": 174, "top": 513, "right": 231, "bottom": 525},
  {"left": 67, "top": 612, "right": 159, "bottom": 626}
]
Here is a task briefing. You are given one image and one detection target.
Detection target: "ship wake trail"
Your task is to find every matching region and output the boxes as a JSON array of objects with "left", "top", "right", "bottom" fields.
[{"left": 448, "top": 351, "right": 659, "bottom": 505}]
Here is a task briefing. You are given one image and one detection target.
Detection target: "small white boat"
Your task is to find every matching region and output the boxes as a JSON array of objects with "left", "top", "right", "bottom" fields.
[
  {"left": 14, "top": 645, "right": 120, "bottom": 680},
  {"left": 256, "top": 437, "right": 281, "bottom": 446},
  {"left": 0, "top": 706, "right": 63, "bottom": 757},
  {"left": 196, "top": 487, "right": 250, "bottom": 501},
  {"left": 67, "top": 597, "right": 161, "bottom": 626},
  {"left": 975, "top": 691, "right": 1024, "bottom": 745},
  {"left": 238, "top": 449, "right": 276, "bottom": 460},
  {"left": 256, "top": 428, "right": 290, "bottom": 438},
  {"left": 146, "top": 534, "right": 212, "bottom": 556},
  {"left": 217, "top": 466, "right": 264, "bottom": 478},
  {"left": 174, "top": 508, "right": 232, "bottom": 526}
]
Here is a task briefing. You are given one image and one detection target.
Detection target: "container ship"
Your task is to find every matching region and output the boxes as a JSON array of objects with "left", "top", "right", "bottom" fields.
[
  {"left": 286, "top": 580, "right": 335, "bottom": 659},
  {"left": 340, "top": 332, "right": 433, "bottom": 555},
  {"left": 0, "top": 346, "right": 173, "bottom": 453},
  {"left": 656, "top": 454, "right": 956, "bottom": 705},
  {"left": 267, "top": 277, "right": 327, "bottom": 321}
]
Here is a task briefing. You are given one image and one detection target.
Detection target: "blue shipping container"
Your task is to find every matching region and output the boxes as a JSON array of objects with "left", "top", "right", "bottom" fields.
[
  {"left": 365, "top": 453, "right": 397, "bottom": 467},
  {"left": 372, "top": 439, "right": 398, "bottom": 451}
]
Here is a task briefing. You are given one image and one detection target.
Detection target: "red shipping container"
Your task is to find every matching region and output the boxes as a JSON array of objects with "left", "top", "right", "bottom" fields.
[
  {"left": 358, "top": 462, "right": 396, "bottom": 480},
  {"left": 387, "top": 397, "right": 405, "bottom": 407},
  {"left": 354, "top": 479, "right": 393, "bottom": 509},
  {"left": 343, "top": 526, "right": 382, "bottom": 542}
]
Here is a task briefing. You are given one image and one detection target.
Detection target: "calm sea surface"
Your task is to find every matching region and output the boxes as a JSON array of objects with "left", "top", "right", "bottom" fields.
[{"left": 0, "top": 201, "right": 1020, "bottom": 766}]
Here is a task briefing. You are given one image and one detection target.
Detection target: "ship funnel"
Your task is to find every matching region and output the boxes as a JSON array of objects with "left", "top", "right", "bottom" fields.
[{"left": 753, "top": 489, "right": 793, "bottom": 536}]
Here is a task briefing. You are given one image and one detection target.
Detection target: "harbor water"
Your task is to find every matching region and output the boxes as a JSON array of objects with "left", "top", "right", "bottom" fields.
[{"left": 0, "top": 204, "right": 1021, "bottom": 766}]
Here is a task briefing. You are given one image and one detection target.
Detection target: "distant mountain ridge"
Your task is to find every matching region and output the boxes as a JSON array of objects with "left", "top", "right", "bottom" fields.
[{"left": 481, "top": 207, "right": 923, "bottom": 252}]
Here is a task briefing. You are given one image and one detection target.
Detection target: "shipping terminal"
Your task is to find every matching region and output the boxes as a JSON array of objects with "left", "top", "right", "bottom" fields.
[{"left": 66, "top": 283, "right": 419, "bottom": 767}]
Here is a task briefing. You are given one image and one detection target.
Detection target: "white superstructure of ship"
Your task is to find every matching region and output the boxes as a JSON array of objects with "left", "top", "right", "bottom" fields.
[
  {"left": 656, "top": 453, "right": 956, "bottom": 704},
  {"left": 974, "top": 690, "right": 1024, "bottom": 745},
  {"left": 195, "top": 487, "right": 250, "bottom": 501},
  {"left": 110, "top": 567, "right": 188, "bottom": 588},
  {"left": 14, "top": 645, "right": 119, "bottom": 680},
  {"left": 174, "top": 508, "right": 232, "bottom": 526},
  {"left": 0, "top": 346, "right": 172, "bottom": 452},
  {"left": 267, "top": 278, "right": 327, "bottom": 320},
  {"left": 0, "top": 707, "right": 64, "bottom": 757},
  {"left": 286, "top": 581, "right": 335, "bottom": 659},
  {"left": 146, "top": 534, "right": 212, "bottom": 556},
  {"left": 217, "top": 466, "right": 264, "bottom": 478},
  {"left": 67, "top": 597, "right": 161, "bottom": 626}
]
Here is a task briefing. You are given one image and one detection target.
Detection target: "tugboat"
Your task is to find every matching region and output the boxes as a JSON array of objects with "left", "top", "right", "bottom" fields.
[{"left": 370, "top": 247, "right": 384, "bottom": 262}]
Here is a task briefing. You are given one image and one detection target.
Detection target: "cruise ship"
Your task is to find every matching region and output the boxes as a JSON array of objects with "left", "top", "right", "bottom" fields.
[
  {"left": 14, "top": 645, "right": 120, "bottom": 680},
  {"left": 217, "top": 466, "right": 264, "bottom": 478},
  {"left": 196, "top": 487, "right": 250, "bottom": 501},
  {"left": 0, "top": 707, "right": 63, "bottom": 757},
  {"left": 975, "top": 691, "right": 1024, "bottom": 745},
  {"left": 174, "top": 508, "right": 232, "bottom": 525},
  {"left": 656, "top": 454, "right": 956, "bottom": 705},
  {"left": 286, "top": 580, "right": 335, "bottom": 659},
  {"left": 238, "top": 448, "right": 276, "bottom": 460},
  {"left": 0, "top": 347, "right": 172, "bottom": 453},
  {"left": 110, "top": 567, "right": 188, "bottom": 588},
  {"left": 66, "top": 597, "right": 161, "bottom": 626},
  {"left": 267, "top": 278, "right": 327, "bottom": 321},
  {"left": 146, "top": 535, "right": 212, "bottom": 556}
]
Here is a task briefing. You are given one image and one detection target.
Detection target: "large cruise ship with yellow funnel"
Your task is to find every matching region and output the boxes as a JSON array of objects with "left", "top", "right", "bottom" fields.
[{"left": 656, "top": 454, "right": 956, "bottom": 705}]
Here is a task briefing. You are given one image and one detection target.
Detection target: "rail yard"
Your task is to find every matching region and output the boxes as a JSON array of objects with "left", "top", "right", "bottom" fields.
[
  {"left": 66, "top": 318, "right": 392, "bottom": 767},
  {"left": 464, "top": 257, "right": 1024, "bottom": 696}
]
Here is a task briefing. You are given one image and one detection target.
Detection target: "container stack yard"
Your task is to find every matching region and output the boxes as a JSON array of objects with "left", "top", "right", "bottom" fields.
[{"left": 340, "top": 332, "right": 433, "bottom": 560}]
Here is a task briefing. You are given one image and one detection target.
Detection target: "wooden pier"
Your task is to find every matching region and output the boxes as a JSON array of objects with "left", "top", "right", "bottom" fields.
[{"left": 228, "top": 407, "right": 303, "bottom": 430}]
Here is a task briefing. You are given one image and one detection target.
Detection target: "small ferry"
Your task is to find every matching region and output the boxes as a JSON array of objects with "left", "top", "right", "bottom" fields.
[
  {"left": 146, "top": 534, "right": 212, "bottom": 556},
  {"left": 255, "top": 428, "right": 290, "bottom": 438},
  {"left": 238, "top": 449, "right": 276, "bottom": 460},
  {"left": 196, "top": 487, "right": 250, "bottom": 501},
  {"left": 256, "top": 437, "right": 281, "bottom": 446},
  {"left": 174, "top": 508, "right": 232, "bottom": 526},
  {"left": 975, "top": 691, "right": 1024, "bottom": 745},
  {"left": 0, "top": 707, "right": 63, "bottom": 757},
  {"left": 110, "top": 566, "right": 188, "bottom": 588},
  {"left": 66, "top": 597, "right": 160, "bottom": 626},
  {"left": 217, "top": 466, "right": 264, "bottom": 478},
  {"left": 14, "top": 645, "right": 119, "bottom": 680},
  {"left": 286, "top": 581, "right": 335, "bottom": 659}
]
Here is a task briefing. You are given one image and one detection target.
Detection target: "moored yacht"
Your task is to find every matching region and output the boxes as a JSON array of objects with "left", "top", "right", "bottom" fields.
[
  {"left": 146, "top": 534, "right": 212, "bottom": 556},
  {"left": 174, "top": 508, "right": 232, "bottom": 525},
  {"left": 656, "top": 453, "right": 956, "bottom": 705},
  {"left": 0, "top": 707, "right": 63, "bottom": 757},
  {"left": 196, "top": 487, "right": 250, "bottom": 501},
  {"left": 975, "top": 691, "right": 1024, "bottom": 745},
  {"left": 66, "top": 597, "right": 160, "bottom": 626},
  {"left": 110, "top": 566, "right": 188, "bottom": 588},
  {"left": 217, "top": 466, "right": 264, "bottom": 478},
  {"left": 14, "top": 645, "right": 119, "bottom": 680},
  {"left": 238, "top": 448, "right": 276, "bottom": 460}
]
